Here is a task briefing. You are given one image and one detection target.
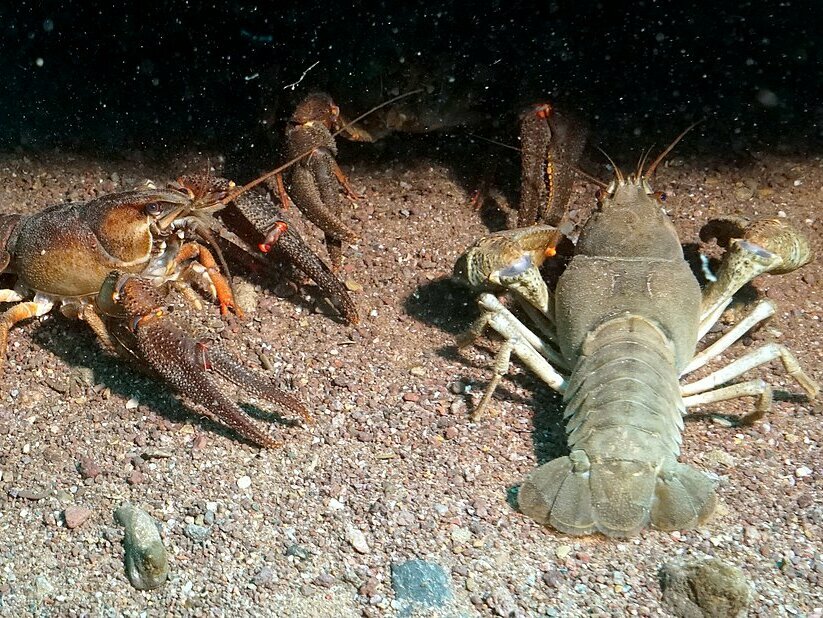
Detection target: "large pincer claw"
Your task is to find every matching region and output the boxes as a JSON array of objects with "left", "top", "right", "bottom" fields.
[
  {"left": 453, "top": 225, "right": 560, "bottom": 313},
  {"left": 700, "top": 217, "right": 813, "bottom": 331},
  {"left": 98, "top": 272, "right": 310, "bottom": 448},
  {"left": 228, "top": 189, "right": 359, "bottom": 324}
]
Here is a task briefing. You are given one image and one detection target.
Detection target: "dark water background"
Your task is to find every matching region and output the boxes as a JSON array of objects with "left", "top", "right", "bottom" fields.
[{"left": 1, "top": 1, "right": 819, "bottom": 161}]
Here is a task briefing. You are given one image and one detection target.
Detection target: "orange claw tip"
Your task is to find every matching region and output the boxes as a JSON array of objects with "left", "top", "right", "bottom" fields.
[
  {"left": 220, "top": 303, "right": 243, "bottom": 318},
  {"left": 259, "top": 222, "right": 289, "bottom": 254},
  {"left": 535, "top": 103, "right": 554, "bottom": 119},
  {"left": 544, "top": 247, "right": 557, "bottom": 258},
  {"left": 131, "top": 308, "right": 166, "bottom": 331}
]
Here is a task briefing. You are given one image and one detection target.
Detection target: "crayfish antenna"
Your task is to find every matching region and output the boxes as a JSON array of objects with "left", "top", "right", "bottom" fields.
[
  {"left": 642, "top": 119, "right": 703, "bottom": 179},
  {"left": 596, "top": 146, "right": 624, "bottom": 185},
  {"left": 467, "top": 133, "right": 607, "bottom": 193}
]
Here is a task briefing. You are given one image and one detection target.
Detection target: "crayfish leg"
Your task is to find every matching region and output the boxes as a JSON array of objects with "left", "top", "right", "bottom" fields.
[
  {"left": 173, "top": 242, "right": 242, "bottom": 317},
  {"left": 0, "top": 298, "right": 53, "bottom": 371}
]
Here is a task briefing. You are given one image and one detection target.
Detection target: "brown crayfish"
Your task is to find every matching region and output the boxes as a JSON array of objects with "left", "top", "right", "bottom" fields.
[{"left": 0, "top": 174, "right": 324, "bottom": 448}]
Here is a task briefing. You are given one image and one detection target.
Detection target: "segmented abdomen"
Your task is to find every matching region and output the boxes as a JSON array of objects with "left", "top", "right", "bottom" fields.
[
  {"left": 518, "top": 314, "right": 716, "bottom": 537},
  {"left": 564, "top": 315, "right": 684, "bottom": 464}
]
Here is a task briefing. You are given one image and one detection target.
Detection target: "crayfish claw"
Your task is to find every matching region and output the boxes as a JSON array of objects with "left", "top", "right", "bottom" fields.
[
  {"left": 101, "top": 272, "right": 307, "bottom": 449},
  {"left": 205, "top": 346, "right": 313, "bottom": 425}
]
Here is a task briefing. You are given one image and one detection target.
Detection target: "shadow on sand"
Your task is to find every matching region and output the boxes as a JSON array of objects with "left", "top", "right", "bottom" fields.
[
  {"left": 404, "top": 274, "right": 570, "bottom": 515},
  {"left": 33, "top": 315, "right": 295, "bottom": 449}
]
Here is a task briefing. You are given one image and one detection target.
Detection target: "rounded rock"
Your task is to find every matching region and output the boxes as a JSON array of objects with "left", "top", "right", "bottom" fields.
[{"left": 114, "top": 503, "right": 169, "bottom": 590}]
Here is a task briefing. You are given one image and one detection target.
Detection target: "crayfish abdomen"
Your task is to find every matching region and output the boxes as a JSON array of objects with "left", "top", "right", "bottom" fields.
[{"left": 519, "top": 315, "right": 716, "bottom": 537}]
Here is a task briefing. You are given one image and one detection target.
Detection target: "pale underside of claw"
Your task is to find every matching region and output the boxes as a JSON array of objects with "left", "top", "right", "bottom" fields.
[
  {"left": 453, "top": 226, "right": 558, "bottom": 312},
  {"left": 700, "top": 217, "right": 813, "bottom": 326}
]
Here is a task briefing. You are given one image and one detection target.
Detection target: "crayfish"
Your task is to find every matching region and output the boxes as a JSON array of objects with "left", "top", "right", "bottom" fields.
[
  {"left": 0, "top": 175, "right": 323, "bottom": 448},
  {"left": 455, "top": 114, "right": 819, "bottom": 536},
  {"left": 0, "top": 90, "right": 425, "bottom": 446}
]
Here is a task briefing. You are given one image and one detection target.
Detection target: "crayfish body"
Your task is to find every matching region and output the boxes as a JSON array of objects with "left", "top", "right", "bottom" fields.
[{"left": 0, "top": 186, "right": 310, "bottom": 448}]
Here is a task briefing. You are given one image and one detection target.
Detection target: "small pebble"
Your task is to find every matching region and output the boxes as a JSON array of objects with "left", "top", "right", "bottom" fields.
[
  {"left": 236, "top": 475, "right": 252, "bottom": 490},
  {"left": 396, "top": 510, "right": 416, "bottom": 526},
  {"left": 359, "top": 577, "right": 378, "bottom": 597},
  {"left": 253, "top": 566, "right": 277, "bottom": 588},
  {"left": 285, "top": 544, "right": 310, "bottom": 560},
  {"left": 450, "top": 526, "right": 472, "bottom": 544},
  {"left": 33, "top": 575, "right": 54, "bottom": 601},
  {"left": 743, "top": 526, "right": 761, "bottom": 543},
  {"left": 184, "top": 523, "right": 211, "bottom": 542},
  {"left": 232, "top": 280, "right": 258, "bottom": 314},
  {"left": 314, "top": 573, "right": 335, "bottom": 588},
  {"left": 543, "top": 570, "right": 563, "bottom": 588},
  {"left": 660, "top": 557, "right": 750, "bottom": 617},
  {"left": 140, "top": 448, "right": 173, "bottom": 460},
  {"left": 486, "top": 587, "right": 514, "bottom": 615},
  {"left": 63, "top": 506, "right": 93, "bottom": 529},
  {"left": 795, "top": 466, "right": 812, "bottom": 478},
  {"left": 346, "top": 522, "right": 370, "bottom": 554},
  {"left": 76, "top": 456, "right": 102, "bottom": 479},
  {"left": 465, "top": 576, "right": 480, "bottom": 592},
  {"left": 797, "top": 493, "right": 813, "bottom": 508}
]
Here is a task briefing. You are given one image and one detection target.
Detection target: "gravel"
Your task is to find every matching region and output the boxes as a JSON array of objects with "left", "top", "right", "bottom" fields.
[{"left": 0, "top": 150, "right": 820, "bottom": 615}]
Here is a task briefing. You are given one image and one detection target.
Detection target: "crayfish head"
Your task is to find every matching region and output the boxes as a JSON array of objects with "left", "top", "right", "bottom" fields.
[
  {"left": 578, "top": 175, "right": 682, "bottom": 261},
  {"left": 85, "top": 189, "right": 193, "bottom": 265},
  {"left": 291, "top": 92, "right": 340, "bottom": 130}
]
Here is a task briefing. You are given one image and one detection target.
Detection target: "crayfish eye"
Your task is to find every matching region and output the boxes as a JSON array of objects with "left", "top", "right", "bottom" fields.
[{"left": 145, "top": 202, "right": 163, "bottom": 216}]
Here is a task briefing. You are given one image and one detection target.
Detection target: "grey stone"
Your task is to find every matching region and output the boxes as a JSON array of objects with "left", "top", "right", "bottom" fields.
[
  {"left": 33, "top": 575, "right": 54, "bottom": 601},
  {"left": 114, "top": 503, "right": 169, "bottom": 590},
  {"left": 391, "top": 559, "right": 453, "bottom": 616},
  {"left": 184, "top": 523, "right": 211, "bottom": 542}
]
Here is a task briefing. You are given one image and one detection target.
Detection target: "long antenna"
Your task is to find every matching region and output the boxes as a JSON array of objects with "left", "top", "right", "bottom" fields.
[
  {"left": 219, "top": 89, "right": 425, "bottom": 204},
  {"left": 635, "top": 145, "right": 654, "bottom": 179},
  {"left": 468, "top": 133, "right": 607, "bottom": 188},
  {"left": 642, "top": 120, "right": 703, "bottom": 178},
  {"left": 466, "top": 133, "right": 521, "bottom": 153},
  {"left": 596, "top": 146, "right": 624, "bottom": 184}
]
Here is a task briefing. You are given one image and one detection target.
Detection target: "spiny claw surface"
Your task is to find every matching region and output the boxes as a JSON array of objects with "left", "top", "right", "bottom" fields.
[
  {"left": 103, "top": 272, "right": 308, "bottom": 448},
  {"left": 701, "top": 217, "right": 813, "bottom": 319},
  {"left": 702, "top": 216, "right": 812, "bottom": 274}
]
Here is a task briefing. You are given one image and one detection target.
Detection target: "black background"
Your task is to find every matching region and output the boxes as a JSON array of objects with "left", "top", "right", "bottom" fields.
[{"left": 1, "top": 0, "right": 819, "bottom": 159}]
